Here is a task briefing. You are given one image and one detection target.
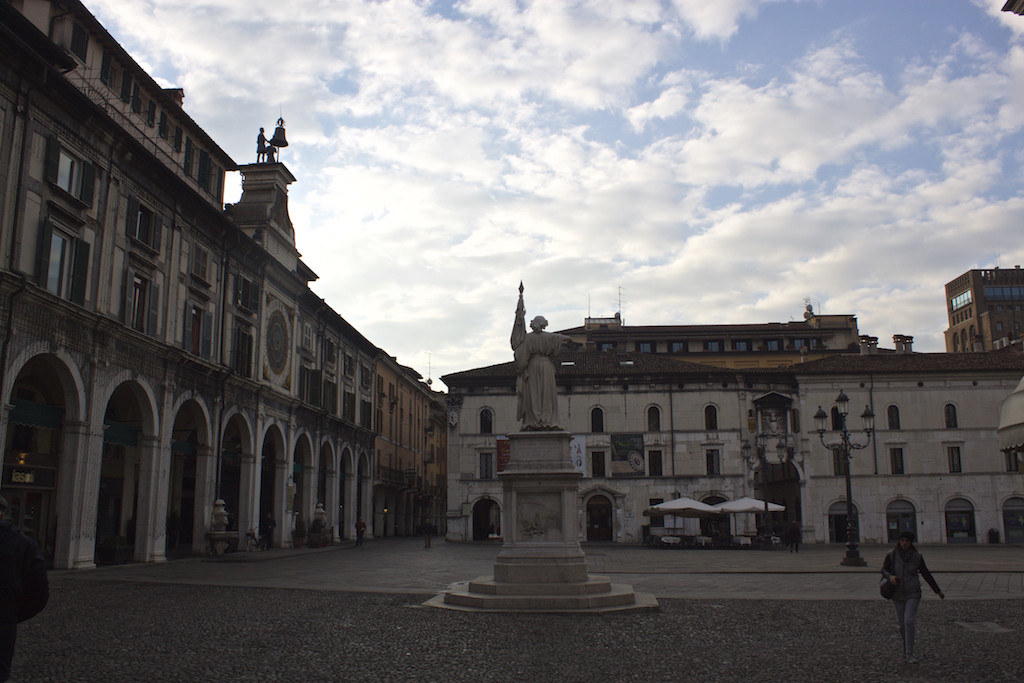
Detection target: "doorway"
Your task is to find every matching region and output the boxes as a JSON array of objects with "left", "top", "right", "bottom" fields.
[{"left": 586, "top": 495, "right": 613, "bottom": 541}]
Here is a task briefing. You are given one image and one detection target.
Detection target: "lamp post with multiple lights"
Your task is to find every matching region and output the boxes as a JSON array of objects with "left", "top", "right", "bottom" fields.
[{"left": 814, "top": 390, "right": 874, "bottom": 567}]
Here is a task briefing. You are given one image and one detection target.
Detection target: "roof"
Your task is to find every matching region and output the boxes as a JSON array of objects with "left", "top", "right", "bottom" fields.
[
  {"left": 791, "top": 351, "right": 1024, "bottom": 376},
  {"left": 442, "top": 349, "right": 1024, "bottom": 387}
]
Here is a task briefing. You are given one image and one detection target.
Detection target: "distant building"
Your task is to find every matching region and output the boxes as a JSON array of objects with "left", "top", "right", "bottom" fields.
[
  {"left": 559, "top": 305, "right": 872, "bottom": 370},
  {"left": 944, "top": 268, "right": 1024, "bottom": 352},
  {"left": 443, "top": 347, "right": 1024, "bottom": 546}
]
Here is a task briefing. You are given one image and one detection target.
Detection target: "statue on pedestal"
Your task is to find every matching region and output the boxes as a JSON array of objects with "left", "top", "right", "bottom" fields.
[{"left": 510, "top": 283, "right": 570, "bottom": 431}]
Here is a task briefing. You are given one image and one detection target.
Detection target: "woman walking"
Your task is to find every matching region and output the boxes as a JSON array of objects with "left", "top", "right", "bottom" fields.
[{"left": 880, "top": 531, "right": 945, "bottom": 663}]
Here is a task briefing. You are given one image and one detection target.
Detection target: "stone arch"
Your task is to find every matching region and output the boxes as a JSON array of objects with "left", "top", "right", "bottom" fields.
[
  {"left": 3, "top": 351, "right": 87, "bottom": 568},
  {"left": 168, "top": 397, "right": 213, "bottom": 554},
  {"left": 292, "top": 431, "right": 315, "bottom": 530},
  {"left": 258, "top": 422, "right": 287, "bottom": 545},
  {"left": 471, "top": 495, "right": 501, "bottom": 541}
]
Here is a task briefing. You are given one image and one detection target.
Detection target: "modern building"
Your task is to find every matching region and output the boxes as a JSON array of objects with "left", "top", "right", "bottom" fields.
[
  {"left": 559, "top": 304, "right": 871, "bottom": 370},
  {"left": 443, "top": 347, "right": 1024, "bottom": 546},
  {"left": 0, "top": 0, "right": 441, "bottom": 568},
  {"left": 944, "top": 267, "right": 1024, "bottom": 352}
]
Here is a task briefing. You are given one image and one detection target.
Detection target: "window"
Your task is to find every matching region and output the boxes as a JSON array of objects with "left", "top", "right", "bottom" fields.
[
  {"left": 649, "top": 450, "right": 663, "bottom": 476},
  {"left": 703, "top": 340, "right": 723, "bottom": 352},
  {"left": 324, "top": 339, "right": 337, "bottom": 365},
  {"left": 235, "top": 273, "right": 260, "bottom": 312},
  {"left": 198, "top": 150, "right": 211, "bottom": 191},
  {"left": 832, "top": 447, "right": 848, "bottom": 475},
  {"left": 887, "top": 405, "right": 900, "bottom": 430},
  {"left": 183, "top": 138, "right": 194, "bottom": 176},
  {"left": 120, "top": 72, "right": 133, "bottom": 103},
  {"left": 344, "top": 353, "right": 355, "bottom": 377},
  {"left": 944, "top": 404, "right": 958, "bottom": 429},
  {"left": 183, "top": 302, "right": 211, "bottom": 358},
  {"left": 173, "top": 126, "right": 183, "bottom": 152},
  {"left": 125, "top": 197, "right": 162, "bottom": 251},
  {"left": 704, "top": 405, "right": 718, "bottom": 431},
  {"left": 765, "top": 339, "right": 781, "bottom": 351},
  {"left": 831, "top": 406, "right": 843, "bottom": 431},
  {"left": 302, "top": 323, "right": 313, "bottom": 351},
  {"left": 479, "top": 453, "right": 494, "bottom": 479},
  {"left": 45, "top": 137, "right": 95, "bottom": 205},
  {"left": 597, "top": 342, "right": 616, "bottom": 352},
  {"left": 947, "top": 446, "right": 962, "bottom": 473},
  {"left": 480, "top": 408, "right": 493, "bottom": 435},
  {"left": 99, "top": 51, "right": 114, "bottom": 85},
  {"left": 591, "top": 451, "right": 605, "bottom": 477},
  {"left": 321, "top": 380, "right": 338, "bottom": 415},
  {"left": 192, "top": 244, "right": 210, "bottom": 282},
  {"left": 670, "top": 341, "right": 686, "bottom": 352},
  {"left": 647, "top": 406, "right": 661, "bottom": 432},
  {"left": 232, "top": 324, "right": 254, "bottom": 378},
  {"left": 636, "top": 341, "right": 653, "bottom": 353},
  {"left": 792, "top": 338, "right": 807, "bottom": 351},
  {"left": 343, "top": 390, "right": 355, "bottom": 422},
  {"left": 39, "top": 225, "right": 89, "bottom": 305},
  {"left": 890, "top": 447, "right": 904, "bottom": 475},
  {"left": 158, "top": 112, "right": 168, "bottom": 138},
  {"left": 360, "top": 399, "right": 373, "bottom": 429},
  {"left": 147, "top": 100, "right": 157, "bottom": 127},
  {"left": 1007, "top": 450, "right": 1021, "bottom": 473},
  {"left": 732, "top": 339, "right": 751, "bottom": 351},
  {"left": 128, "top": 273, "right": 158, "bottom": 334},
  {"left": 649, "top": 498, "right": 664, "bottom": 527},
  {"left": 706, "top": 449, "right": 721, "bottom": 475},
  {"left": 591, "top": 407, "right": 604, "bottom": 433},
  {"left": 298, "top": 365, "right": 321, "bottom": 405}
]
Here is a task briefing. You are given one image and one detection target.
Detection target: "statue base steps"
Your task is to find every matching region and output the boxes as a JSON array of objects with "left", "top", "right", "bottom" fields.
[{"left": 427, "top": 430, "right": 657, "bottom": 614}]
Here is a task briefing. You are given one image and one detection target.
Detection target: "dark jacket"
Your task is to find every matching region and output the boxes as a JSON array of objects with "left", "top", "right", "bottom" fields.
[
  {"left": 0, "top": 520, "right": 49, "bottom": 682},
  {"left": 881, "top": 545, "right": 941, "bottom": 601}
]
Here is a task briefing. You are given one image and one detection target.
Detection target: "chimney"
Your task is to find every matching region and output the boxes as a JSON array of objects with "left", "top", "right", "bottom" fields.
[
  {"left": 859, "top": 335, "right": 878, "bottom": 355},
  {"left": 893, "top": 334, "right": 914, "bottom": 353}
]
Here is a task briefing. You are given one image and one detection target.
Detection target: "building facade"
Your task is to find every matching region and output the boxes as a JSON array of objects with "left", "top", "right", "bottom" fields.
[
  {"left": 0, "top": 0, "right": 441, "bottom": 568},
  {"left": 560, "top": 305, "right": 871, "bottom": 369},
  {"left": 944, "top": 267, "right": 1024, "bottom": 352},
  {"left": 443, "top": 350, "right": 1024, "bottom": 546}
]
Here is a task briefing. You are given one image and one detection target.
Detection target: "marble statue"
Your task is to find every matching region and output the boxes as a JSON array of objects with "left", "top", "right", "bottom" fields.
[{"left": 510, "top": 283, "right": 570, "bottom": 430}]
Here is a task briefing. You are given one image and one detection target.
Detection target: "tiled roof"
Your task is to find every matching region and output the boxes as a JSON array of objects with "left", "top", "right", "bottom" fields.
[
  {"left": 791, "top": 351, "right": 1024, "bottom": 375},
  {"left": 443, "top": 351, "right": 747, "bottom": 386},
  {"left": 441, "top": 349, "right": 1024, "bottom": 386}
]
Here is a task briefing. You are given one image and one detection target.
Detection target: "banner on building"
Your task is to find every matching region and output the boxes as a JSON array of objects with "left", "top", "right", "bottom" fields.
[
  {"left": 496, "top": 436, "right": 511, "bottom": 472},
  {"left": 569, "top": 436, "right": 585, "bottom": 473},
  {"left": 610, "top": 433, "right": 645, "bottom": 477}
]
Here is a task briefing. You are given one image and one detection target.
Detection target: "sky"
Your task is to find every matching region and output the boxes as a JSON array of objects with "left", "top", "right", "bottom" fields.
[{"left": 84, "top": 0, "right": 1024, "bottom": 388}]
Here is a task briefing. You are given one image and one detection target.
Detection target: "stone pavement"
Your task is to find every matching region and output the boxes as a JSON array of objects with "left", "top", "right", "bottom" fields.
[{"left": 10, "top": 540, "right": 1024, "bottom": 682}]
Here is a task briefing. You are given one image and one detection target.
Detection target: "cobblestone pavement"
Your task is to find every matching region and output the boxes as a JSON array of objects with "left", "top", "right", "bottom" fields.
[{"left": 10, "top": 540, "right": 1024, "bottom": 682}]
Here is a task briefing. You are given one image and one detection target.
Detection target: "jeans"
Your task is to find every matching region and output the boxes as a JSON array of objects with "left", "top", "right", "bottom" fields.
[{"left": 893, "top": 597, "right": 920, "bottom": 656}]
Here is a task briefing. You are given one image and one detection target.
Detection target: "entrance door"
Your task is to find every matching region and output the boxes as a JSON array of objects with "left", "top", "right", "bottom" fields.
[
  {"left": 472, "top": 499, "right": 499, "bottom": 541},
  {"left": 828, "top": 501, "right": 858, "bottom": 543},
  {"left": 945, "top": 498, "right": 976, "bottom": 543},
  {"left": 886, "top": 499, "right": 917, "bottom": 542},
  {"left": 586, "top": 495, "right": 612, "bottom": 541}
]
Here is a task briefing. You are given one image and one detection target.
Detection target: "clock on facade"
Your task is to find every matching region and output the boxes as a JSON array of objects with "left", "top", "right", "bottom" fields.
[{"left": 266, "top": 310, "right": 289, "bottom": 375}]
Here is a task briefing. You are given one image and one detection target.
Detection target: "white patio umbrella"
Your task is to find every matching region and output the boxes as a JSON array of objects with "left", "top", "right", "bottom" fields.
[
  {"left": 998, "top": 375, "right": 1024, "bottom": 452},
  {"left": 712, "top": 497, "right": 786, "bottom": 514},
  {"left": 645, "top": 497, "right": 720, "bottom": 518}
]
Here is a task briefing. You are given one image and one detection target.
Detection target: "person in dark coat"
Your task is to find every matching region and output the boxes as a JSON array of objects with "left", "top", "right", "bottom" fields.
[
  {"left": 786, "top": 522, "right": 802, "bottom": 553},
  {"left": 881, "top": 531, "right": 944, "bottom": 663},
  {"left": 0, "top": 495, "right": 49, "bottom": 682}
]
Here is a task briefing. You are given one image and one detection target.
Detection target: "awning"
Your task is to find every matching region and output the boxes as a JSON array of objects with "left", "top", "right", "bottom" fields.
[
  {"left": 998, "top": 375, "right": 1024, "bottom": 452},
  {"left": 8, "top": 397, "right": 64, "bottom": 431},
  {"left": 712, "top": 497, "right": 786, "bottom": 514}
]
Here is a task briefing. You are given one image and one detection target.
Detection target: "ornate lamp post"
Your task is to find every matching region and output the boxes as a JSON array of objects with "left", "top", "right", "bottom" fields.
[
  {"left": 814, "top": 390, "right": 874, "bottom": 567},
  {"left": 741, "top": 435, "right": 788, "bottom": 540}
]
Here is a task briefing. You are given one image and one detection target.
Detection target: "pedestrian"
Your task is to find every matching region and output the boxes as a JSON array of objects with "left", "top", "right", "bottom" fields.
[
  {"left": 355, "top": 518, "right": 366, "bottom": 546},
  {"left": 1, "top": 495, "right": 49, "bottom": 683},
  {"left": 881, "top": 530, "right": 945, "bottom": 663},
  {"left": 261, "top": 513, "right": 276, "bottom": 550},
  {"left": 423, "top": 521, "right": 433, "bottom": 548},
  {"left": 787, "top": 522, "right": 801, "bottom": 553}
]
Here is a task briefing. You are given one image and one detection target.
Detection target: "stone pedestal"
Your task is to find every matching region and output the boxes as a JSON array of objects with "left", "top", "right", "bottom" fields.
[{"left": 428, "top": 431, "right": 657, "bottom": 613}]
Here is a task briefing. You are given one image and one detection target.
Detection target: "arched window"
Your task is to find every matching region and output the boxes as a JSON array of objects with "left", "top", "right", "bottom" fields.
[
  {"left": 887, "top": 405, "right": 900, "bottom": 430},
  {"left": 591, "top": 407, "right": 604, "bottom": 433},
  {"left": 647, "top": 406, "right": 661, "bottom": 432},
  {"left": 944, "top": 403, "right": 958, "bottom": 429},
  {"left": 704, "top": 405, "right": 718, "bottom": 431},
  {"left": 479, "top": 408, "right": 493, "bottom": 435}
]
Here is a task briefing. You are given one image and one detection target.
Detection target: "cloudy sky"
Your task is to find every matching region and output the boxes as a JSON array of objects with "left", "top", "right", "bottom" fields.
[{"left": 86, "top": 0, "right": 1024, "bottom": 387}]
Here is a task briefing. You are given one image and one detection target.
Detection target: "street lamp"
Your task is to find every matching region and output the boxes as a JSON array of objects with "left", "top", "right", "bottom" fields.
[
  {"left": 814, "top": 390, "right": 874, "bottom": 567},
  {"left": 741, "top": 435, "right": 788, "bottom": 540}
]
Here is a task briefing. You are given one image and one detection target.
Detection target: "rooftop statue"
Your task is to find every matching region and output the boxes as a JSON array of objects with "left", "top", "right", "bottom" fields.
[{"left": 510, "top": 283, "right": 570, "bottom": 431}]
